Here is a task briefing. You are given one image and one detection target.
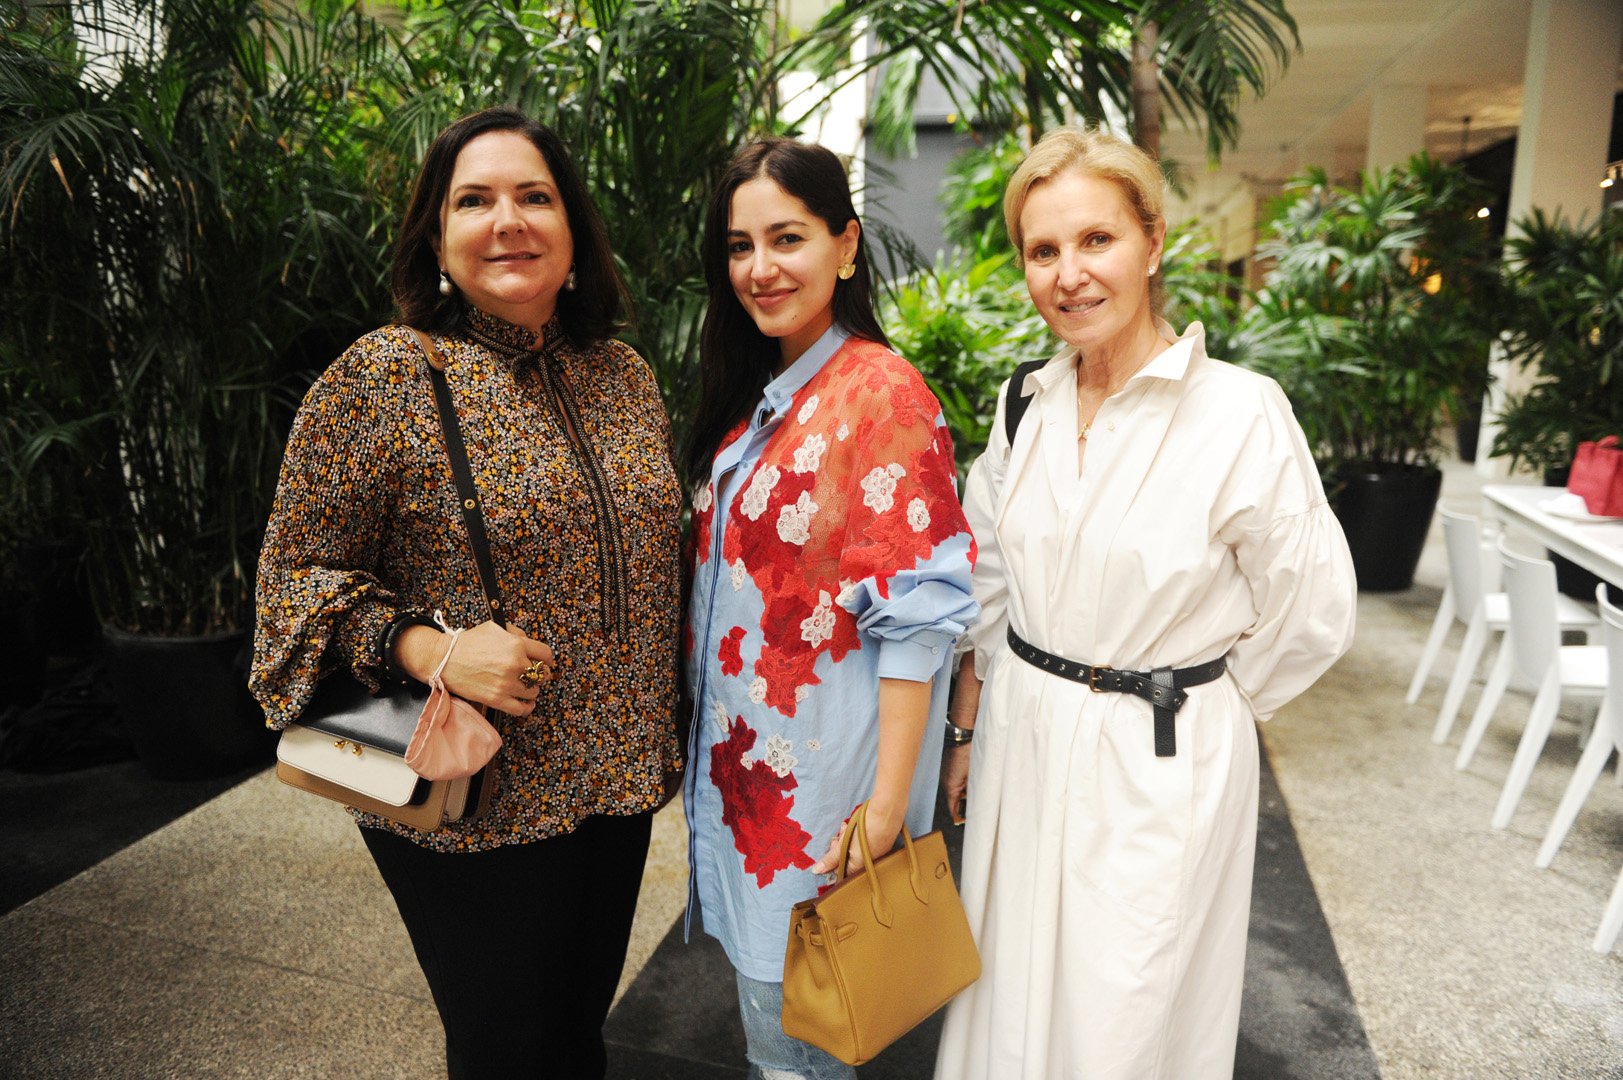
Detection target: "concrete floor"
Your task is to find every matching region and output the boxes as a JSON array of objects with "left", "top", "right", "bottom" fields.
[{"left": 1, "top": 461, "right": 1620, "bottom": 1078}]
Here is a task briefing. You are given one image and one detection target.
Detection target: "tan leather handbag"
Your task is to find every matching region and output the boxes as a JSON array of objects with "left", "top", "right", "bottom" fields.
[{"left": 781, "top": 802, "right": 981, "bottom": 1065}]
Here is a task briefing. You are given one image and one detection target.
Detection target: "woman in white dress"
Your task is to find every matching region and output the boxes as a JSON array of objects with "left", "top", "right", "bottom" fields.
[{"left": 933, "top": 128, "right": 1357, "bottom": 1080}]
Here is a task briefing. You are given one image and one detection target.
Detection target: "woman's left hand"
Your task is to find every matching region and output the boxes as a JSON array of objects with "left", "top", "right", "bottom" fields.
[{"left": 811, "top": 800, "right": 904, "bottom": 877}]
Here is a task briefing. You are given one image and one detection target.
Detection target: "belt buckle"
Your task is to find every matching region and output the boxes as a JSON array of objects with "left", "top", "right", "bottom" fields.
[{"left": 1088, "top": 665, "right": 1112, "bottom": 692}]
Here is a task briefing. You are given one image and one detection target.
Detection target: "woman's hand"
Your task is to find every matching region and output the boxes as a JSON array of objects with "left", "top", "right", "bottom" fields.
[
  {"left": 943, "top": 655, "right": 980, "bottom": 825},
  {"left": 942, "top": 742, "right": 972, "bottom": 826},
  {"left": 394, "top": 621, "right": 556, "bottom": 718},
  {"left": 810, "top": 799, "right": 905, "bottom": 877}
]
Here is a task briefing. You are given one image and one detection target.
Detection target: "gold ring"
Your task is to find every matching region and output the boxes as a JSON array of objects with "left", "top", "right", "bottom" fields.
[{"left": 519, "top": 659, "right": 552, "bottom": 688}]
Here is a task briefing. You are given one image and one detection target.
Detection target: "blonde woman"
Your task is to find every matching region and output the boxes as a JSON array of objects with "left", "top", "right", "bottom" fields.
[{"left": 934, "top": 128, "right": 1357, "bottom": 1080}]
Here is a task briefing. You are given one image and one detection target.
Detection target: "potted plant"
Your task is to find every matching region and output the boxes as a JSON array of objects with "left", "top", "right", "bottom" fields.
[
  {"left": 1240, "top": 156, "right": 1504, "bottom": 591},
  {"left": 0, "top": 1, "right": 389, "bottom": 776},
  {"left": 1490, "top": 209, "right": 1623, "bottom": 595}
]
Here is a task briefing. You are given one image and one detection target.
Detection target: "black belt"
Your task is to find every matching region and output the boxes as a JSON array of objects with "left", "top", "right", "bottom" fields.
[{"left": 1006, "top": 627, "right": 1226, "bottom": 758}]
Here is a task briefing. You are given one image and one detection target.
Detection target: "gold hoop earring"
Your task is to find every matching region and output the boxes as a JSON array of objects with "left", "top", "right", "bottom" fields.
[{"left": 837, "top": 262, "right": 856, "bottom": 281}]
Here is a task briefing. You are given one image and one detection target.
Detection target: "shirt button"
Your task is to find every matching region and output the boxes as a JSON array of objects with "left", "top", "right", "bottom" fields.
[{"left": 1107, "top": 421, "right": 1116, "bottom": 432}]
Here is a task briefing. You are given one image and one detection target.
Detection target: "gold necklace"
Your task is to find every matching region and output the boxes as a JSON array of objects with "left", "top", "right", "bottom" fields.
[{"left": 1076, "top": 373, "right": 1095, "bottom": 441}]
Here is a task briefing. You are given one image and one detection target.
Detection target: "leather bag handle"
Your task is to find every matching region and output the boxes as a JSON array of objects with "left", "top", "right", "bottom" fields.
[
  {"left": 836, "top": 802, "right": 927, "bottom": 928},
  {"left": 405, "top": 326, "right": 508, "bottom": 629}
]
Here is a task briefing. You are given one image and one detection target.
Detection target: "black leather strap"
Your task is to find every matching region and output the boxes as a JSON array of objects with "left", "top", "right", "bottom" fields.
[
  {"left": 1003, "top": 359, "right": 1047, "bottom": 447},
  {"left": 1005, "top": 627, "right": 1226, "bottom": 758},
  {"left": 408, "top": 327, "right": 508, "bottom": 629}
]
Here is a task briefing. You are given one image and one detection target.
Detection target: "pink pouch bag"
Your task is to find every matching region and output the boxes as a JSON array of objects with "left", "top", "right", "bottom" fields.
[{"left": 405, "top": 620, "right": 503, "bottom": 781}]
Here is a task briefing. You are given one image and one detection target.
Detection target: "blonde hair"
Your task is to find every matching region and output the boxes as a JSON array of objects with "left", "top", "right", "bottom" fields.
[{"left": 1003, "top": 126, "right": 1166, "bottom": 260}]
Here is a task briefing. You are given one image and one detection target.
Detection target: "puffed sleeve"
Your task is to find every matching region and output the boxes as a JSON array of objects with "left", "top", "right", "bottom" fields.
[
  {"left": 957, "top": 376, "right": 1014, "bottom": 680},
  {"left": 249, "top": 332, "right": 413, "bottom": 729},
  {"left": 1218, "top": 379, "right": 1357, "bottom": 721},
  {"left": 834, "top": 360, "right": 980, "bottom": 683}
]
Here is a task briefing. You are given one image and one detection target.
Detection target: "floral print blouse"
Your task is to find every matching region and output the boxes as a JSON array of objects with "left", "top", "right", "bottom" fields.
[
  {"left": 251, "top": 306, "right": 683, "bottom": 853},
  {"left": 684, "top": 326, "right": 979, "bottom": 980}
]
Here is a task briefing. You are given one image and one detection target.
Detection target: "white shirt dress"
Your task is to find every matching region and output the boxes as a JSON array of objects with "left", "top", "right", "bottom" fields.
[{"left": 934, "top": 322, "right": 1357, "bottom": 1080}]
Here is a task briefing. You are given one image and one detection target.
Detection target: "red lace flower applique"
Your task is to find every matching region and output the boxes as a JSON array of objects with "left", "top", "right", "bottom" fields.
[
  {"left": 709, "top": 714, "right": 815, "bottom": 888},
  {"left": 718, "top": 625, "right": 746, "bottom": 677}
]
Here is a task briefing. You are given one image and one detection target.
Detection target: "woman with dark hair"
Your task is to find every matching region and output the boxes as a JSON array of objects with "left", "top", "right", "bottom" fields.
[
  {"left": 682, "top": 137, "right": 979, "bottom": 1079},
  {"left": 251, "top": 106, "right": 683, "bottom": 1079}
]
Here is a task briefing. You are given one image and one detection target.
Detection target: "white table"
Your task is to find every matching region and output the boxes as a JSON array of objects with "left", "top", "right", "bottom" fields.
[{"left": 1482, "top": 484, "right": 1623, "bottom": 588}]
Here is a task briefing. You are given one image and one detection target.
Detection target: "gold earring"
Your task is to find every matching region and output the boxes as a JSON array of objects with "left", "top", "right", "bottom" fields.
[{"left": 837, "top": 262, "right": 856, "bottom": 281}]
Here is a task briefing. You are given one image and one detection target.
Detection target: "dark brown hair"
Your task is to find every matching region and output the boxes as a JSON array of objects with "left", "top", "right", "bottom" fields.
[
  {"left": 390, "top": 107, "right": 628, "bottom": 345},
  {"left": 684, "top": 138, "right": 889, "bottom": 484}
]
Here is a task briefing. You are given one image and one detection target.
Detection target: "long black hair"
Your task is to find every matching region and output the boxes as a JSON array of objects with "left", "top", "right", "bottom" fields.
[
  {"left": 391, "top": 106, "right": 629, "bottom": 346},
  {"left": 683, "top": 138, "right": 889, "bottom": 484}
]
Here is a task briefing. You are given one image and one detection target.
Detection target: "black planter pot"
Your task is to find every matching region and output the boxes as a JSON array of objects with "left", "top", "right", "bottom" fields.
[
  {"left": 101, "top": 627, "right": 275, "bottom": 780},
  {"left": 1330, "top": 463, "right": 1444, "bottom": 593},
  {"left": 0, "top": 587, "right": 47, "bottom": 709}
]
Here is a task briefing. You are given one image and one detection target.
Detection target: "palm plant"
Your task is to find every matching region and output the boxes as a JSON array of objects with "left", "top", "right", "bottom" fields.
[
  {"left": 1245, "top": 158, "right": 1501, "bottom": 474},
  {"left": 795, "top": 0, "right": 1296, "bottom": 161},
  {"left": 0, "top": 0, "right": 394, "bottom": 634},
  {"left": 882, "top": 253, "right": 1051, "bottom": 472},
  {"left": 1491, "top": 209, "right": 1623, "bottom": 475}
]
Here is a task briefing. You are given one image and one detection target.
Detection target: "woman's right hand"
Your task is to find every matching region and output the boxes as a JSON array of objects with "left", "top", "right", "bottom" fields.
[{"left": 395, "top": 621, "right": 556, "bottom": 718}]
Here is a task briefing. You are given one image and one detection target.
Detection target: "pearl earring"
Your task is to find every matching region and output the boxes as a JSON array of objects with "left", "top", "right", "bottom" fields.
[
  {"left": 564, "top": 267, "right": 577, "bottom": 291},
  {"left": 438, "top": 270, "right": 453, "bottom": 297},
  {"left": 1148, "top": 264, "right": 1159, "bottom": 276}
]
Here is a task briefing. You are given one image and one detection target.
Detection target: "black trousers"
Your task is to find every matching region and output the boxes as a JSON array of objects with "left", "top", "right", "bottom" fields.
[{"left": 361, "top": 812, "right": 654, "bottom": 1080}]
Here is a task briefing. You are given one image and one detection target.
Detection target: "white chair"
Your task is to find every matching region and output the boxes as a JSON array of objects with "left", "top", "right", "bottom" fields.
[
  {"left": 1532, "top": 585, "right": 1623, "bottom": 953},
  {"left": 1414, "top": 511, "right": 1594, "bottom": 746},
  {"left": 1464, "top": 541, "right": 1607, "bottom": 828},
  {"left": 1453, "top": 533, "right": 1598, "bottom": 769}
]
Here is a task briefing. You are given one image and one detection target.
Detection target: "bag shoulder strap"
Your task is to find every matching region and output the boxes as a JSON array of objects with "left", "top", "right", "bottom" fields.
[
  {"left": 1002, "top": 359, "right": 1047, "bottom": 448},
  {"left": 405, "top": 326, "right": 508, "bottom": 628}
]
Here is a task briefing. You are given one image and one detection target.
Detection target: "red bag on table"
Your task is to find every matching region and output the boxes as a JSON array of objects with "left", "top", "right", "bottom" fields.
[{"left": 1568, "top": 436, "right": 1623, "bottom": 516}]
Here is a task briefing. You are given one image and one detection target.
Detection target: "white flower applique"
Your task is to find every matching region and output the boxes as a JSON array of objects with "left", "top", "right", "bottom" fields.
[
  {"left": 794, "top": 685, "right": 810, "bottom": 703},
  {"left": 730, "top": 559, "right": 748, "bottom": 591},
  {"left": 799, "top": 590, "right": 836, "bottom": 647},
  {"left": 835, "top": 422, "right": 850, "bottom": 442},
  {"left": 796, "top": 394, "right": 820, "bottom": 425},
  {"left": 860, "top": 463, "right": 907, "bottom": 513},
  {"left": 907, "top": 497, "right": 930, "bottom": 532},
  {"left": 740, "top": 465, "right": 781, "bottom": 521},
  {"left": 692, "top": 481, "right": 713, "bottom": 513},
  {"left": 748, "top": 676, "right": 768, "bottom": 704},
  {"left": 791, "top": 433, "right": 827, "bottom": 474},
  {"left": 776, "top": 490, "right": 819, "bottom": 546},
  {"left": 763, "top": 733, "right": 798, "bottom": 777},
  {"left": 805, "top": 738, "right": 822, "bottom": 752},
  {"left": 713, "top": 700, "right": 731, "bottom": 732},
  {"left": 835, "top": 578, "right": 860, "bottom": 609}
]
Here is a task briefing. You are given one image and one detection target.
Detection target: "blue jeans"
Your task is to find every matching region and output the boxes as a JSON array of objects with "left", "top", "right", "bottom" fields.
[{"left": 735, "top": 971, "right": 857, "bottom": 1080}]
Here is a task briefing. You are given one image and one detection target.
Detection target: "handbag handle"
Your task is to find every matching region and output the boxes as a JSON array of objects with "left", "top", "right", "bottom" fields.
[
  {"left": 837, "top": 802, "right": 928, "bottom": 928},
  {"left": 405, "top": 326, "right": 509, "bottom": 629}
]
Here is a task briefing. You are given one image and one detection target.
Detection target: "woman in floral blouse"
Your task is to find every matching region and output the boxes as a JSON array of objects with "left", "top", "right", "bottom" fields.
[
  {"left": 682, "top": 137, "right": 979, "bottom": 1079},
  {"left": 250, "top": 107, "right": 682, "bottom": 1079}
]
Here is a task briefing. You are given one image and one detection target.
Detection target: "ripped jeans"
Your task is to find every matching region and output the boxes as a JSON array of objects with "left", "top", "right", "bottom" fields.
[{"left": 735, "top": 971, "right": 857, "bottom": 1080}]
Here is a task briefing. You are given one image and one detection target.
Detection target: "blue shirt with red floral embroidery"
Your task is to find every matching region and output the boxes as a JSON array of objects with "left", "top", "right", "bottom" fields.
[{"left": 683, "top": 325, "right": 979, "bottom": 981}]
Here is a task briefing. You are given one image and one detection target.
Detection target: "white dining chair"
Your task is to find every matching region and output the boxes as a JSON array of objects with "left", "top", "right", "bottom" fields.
[
  {"left": 1596, "top": 859, "right": 1623, "bottom": 954},
  {"left": 1534, "top": 585, "right": 1621, "bottom": 863},
  {"left": 1413, "top": 511, "right": 1595, "bottom": 747},
  {"left": 1466, "top": 541, "right": 1608, "bottom": 828}
]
